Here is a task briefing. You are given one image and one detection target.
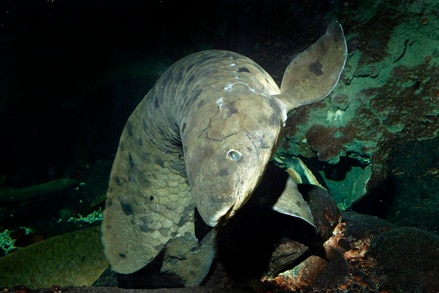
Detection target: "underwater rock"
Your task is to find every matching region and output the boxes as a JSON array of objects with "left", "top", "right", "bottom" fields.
[
  {"left": 266, "top": 211, "right": 439, "bottom": 292},
  {"left": 341, "top": 211, "right": 396, "bottom": 240},
  {"left": 367, "top": 227, "right": 439, "bottom": 292},
  {"left": 263, "top": 211, "right": 400, "bottom": 291},
  {"left": 383, "top": 136, "right": 439, "bottom": 234},
  {"left": 304, "top": 185, "right": 341, "bottom": 241}
]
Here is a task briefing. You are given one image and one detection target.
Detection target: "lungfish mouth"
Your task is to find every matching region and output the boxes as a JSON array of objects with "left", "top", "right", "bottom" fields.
[
  {"left": 212, "top": 185, "right": 250, "bottom": 227},
  {"left": 205, "top": 197, "right": 238, "bottom": 227},
  {"left": 215, "top": 201, "right": 239, "bottom": 227}
]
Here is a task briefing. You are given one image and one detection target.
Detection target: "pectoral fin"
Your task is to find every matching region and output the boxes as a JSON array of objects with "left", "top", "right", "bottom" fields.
[
  {"left": 250, "top": 162, "right": 316, "bottom": 228},
  {"left": 277, "top": 21, "right": 347, "bottom": 110},
  {"left": 272, "top": 177, "right": 315, "bottom": 228}
]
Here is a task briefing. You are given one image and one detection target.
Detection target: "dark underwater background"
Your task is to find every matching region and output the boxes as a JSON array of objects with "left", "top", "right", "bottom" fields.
[{"left": 0, "top": 0, "right": 438, "bottom": 291}]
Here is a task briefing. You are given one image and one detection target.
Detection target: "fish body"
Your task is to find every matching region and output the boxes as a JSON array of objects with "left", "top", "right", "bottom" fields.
[{"left": 102, "top": 22, "right": 347, "bottom": 274}]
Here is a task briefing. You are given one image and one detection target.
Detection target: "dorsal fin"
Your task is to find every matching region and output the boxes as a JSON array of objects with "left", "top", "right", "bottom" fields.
[{"left": 276, "top": 21, "right": 347, "bottom": 110}]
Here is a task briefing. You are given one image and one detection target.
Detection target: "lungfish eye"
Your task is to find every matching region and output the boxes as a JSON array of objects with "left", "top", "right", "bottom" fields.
[{"left": 227, "top": 149, "right": 242, "bottom": 161}]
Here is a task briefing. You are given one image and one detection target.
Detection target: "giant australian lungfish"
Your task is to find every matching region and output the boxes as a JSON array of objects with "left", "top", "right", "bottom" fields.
[{"left": 101, "top": 21, "right": 347, "bottom": 274}]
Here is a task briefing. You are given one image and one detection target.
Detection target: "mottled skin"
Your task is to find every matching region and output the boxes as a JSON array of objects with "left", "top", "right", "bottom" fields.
[{"left": 102, "top": 22, "right": 347, "bottom": 274}]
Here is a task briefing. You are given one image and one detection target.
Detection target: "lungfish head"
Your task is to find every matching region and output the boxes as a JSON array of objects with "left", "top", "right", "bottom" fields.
[{"left": 183, "top": 92, "right": 287, "bottom": 227}]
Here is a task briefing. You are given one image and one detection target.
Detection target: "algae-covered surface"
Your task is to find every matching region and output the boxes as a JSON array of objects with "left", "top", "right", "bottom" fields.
[
  {"left": 282, "top": 0, "right": 439, "bottom": 208},
  {"left": 0, "top": 0, "right": 439, "bottom": 291}
]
